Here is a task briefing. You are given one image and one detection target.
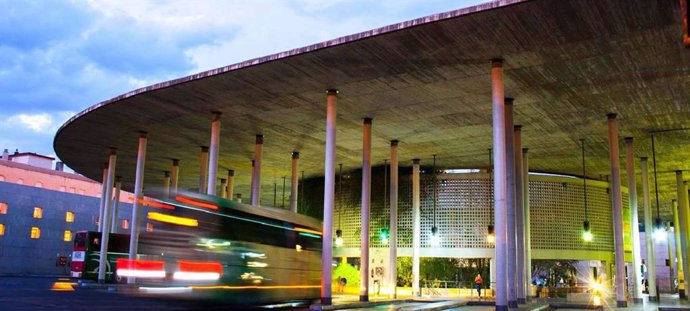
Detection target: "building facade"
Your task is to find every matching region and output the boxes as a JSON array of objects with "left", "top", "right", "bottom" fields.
[{"left": 0, "top": 150, "right": 134, "bottom": 275}]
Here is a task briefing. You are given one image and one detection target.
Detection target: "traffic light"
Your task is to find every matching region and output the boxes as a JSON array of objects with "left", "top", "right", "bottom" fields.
[{"left": 379, "top": 228, "right": 389, "bottom": 244}]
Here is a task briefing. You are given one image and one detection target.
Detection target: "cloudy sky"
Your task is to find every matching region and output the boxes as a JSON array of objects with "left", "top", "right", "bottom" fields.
[{"left": 1, "top": 0, "right": 486, "bottom": 162}]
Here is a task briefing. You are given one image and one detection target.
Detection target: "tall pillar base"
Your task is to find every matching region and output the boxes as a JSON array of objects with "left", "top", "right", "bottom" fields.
[
  {"left": 321, "top": 297, "right": 332, "bottom": 305},
  {"left": 509, "top": 300, "right": 518, "bottom": 308},
  {"left": 616, "top": 300, "right": 627, "bottom": 307},
  {"left": 359, "top": 295, "right": 369, "bottom": 302},
  {"left": 517, "top": 298, "right": 526, "bottom": 304},
  {"left": 496, "top": 305, "right": 509, "bottom": 311},
  {"left": 681, "top": 289, "right": 686, "bottom": 299},
  {"left": 632, "top": 298, "right": 643, "bottom": 304}
]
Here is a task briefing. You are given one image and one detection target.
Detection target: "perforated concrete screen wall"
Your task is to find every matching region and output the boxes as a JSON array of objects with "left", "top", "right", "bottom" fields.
[{"left": 334, "top": 172, "right": 626, "bottom": 253}]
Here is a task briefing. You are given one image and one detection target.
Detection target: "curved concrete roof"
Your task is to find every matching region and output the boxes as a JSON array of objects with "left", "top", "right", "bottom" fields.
[{"left": 54, "top": 0, "right": 690, "bottom": 219}]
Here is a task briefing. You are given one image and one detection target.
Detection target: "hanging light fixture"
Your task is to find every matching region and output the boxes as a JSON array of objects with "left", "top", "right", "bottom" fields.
[
  {"left": 380, "top": 160, "right": 390, "bottom": 244},
  {"left": 581, "top": 139, "right": 593, "bottom": 242},
  {"left": 335, "top": 164, "right": 344, "bottom": 247},
  {"left": 651, "top": 133, "right": 667, "bottom": 241},
  {"left": 487, "top": 148, "right": 495, "bottom": 244},
  {"left": 430, "top": 155, "right": 441, "bottom": 246}
]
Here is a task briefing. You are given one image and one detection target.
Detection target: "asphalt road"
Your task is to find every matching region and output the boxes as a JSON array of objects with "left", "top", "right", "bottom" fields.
[{"left": 0, "top": 276, "right": 310, "bottom": 311}]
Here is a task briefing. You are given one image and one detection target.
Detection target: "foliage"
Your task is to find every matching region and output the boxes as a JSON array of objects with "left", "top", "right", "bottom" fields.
[
  {"left": 397, "top": 257, "right": 412, "bottom": 287},
  {"left": 333, "top": 262, "right": 360, "bottom": 286},
  {"left": 532, "top": 260, "right": 577, "bottom": 287}
]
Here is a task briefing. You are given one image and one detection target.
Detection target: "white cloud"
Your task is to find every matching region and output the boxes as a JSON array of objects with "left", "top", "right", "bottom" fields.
[{"left": 7, "top": 113, "right": 53, "bottom": 132}]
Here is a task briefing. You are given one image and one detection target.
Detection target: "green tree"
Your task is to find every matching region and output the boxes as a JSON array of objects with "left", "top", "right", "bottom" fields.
[{"left": 397, "top": 257, "right": 412, "bottom": 287}]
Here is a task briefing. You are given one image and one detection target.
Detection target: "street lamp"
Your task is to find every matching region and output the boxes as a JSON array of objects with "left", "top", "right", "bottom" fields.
[
  {"left": 430, "top": 155, "right": 440, "bottom": 246},
  {"left": 651, "top": 133, "right": 666, "bottom": 242},
  {"left": 581, "top": 139, "right": 593, "bottom": 242}
]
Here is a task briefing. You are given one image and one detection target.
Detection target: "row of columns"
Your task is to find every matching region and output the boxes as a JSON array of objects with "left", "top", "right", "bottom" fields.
[{"left": 96, "top": 112, "right": 304, "bottom": 284}]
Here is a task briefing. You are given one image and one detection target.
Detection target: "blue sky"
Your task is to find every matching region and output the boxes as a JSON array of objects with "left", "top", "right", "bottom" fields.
[{"left": 0, "top": 0, "right": 486, "bottom": 162}]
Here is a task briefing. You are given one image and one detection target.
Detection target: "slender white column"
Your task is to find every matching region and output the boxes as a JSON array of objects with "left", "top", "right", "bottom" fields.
[
  {"left": 98, "top": 148, "right": 117, "bottom": 283},
  {"left": 514, "top": 125, "right": 525, "bottom": 304},
  {"left": 321, "top": 89, "right": 337, "bottom": 305},
  {"left": 163, "top": 171, "right": 170, "bottom": 197},
  {"left": 505, "top": 98, "right": 517, "bottom": 308},
  {"left": 678, "top": 172, "right": 690, "bottom": 299},
  {"left": 227, "top": 170, "right": 234, "bottom": 200},
  {"left": 128, "top": 132, "right": 147, "bottom": 284},
  {"left": 360, "top": 118, "right": 372, "bottom": 302},
  {"left": 170, "top": 159, "right": 179, "bottom": 196},
  {"left": 110, "top": 176, "right": 122, "bottom": 234},
  {"left": 199, "top": 146, "right": 209, "bottom": 193},
  {"left": 523, "top": 148, "right": 532, "bottom": 300},
  {"left": 640, "top": 157, "right": 658, "bottom": 301},
  {"left": 97, "top": 166, "right": 107, "bottom": 232},
  {"left": 290, "top": 152, "right": 300, "bottom": 213},
  {"left": 207, "top": 112, "right": 221, "bottom": 195},
  {"left": 251, "top": 135, "right": 264, "bottom": 206},
  {"left": 219, "top": 178, "right": 227, "bottom": 198},
  {"left": 389, "top": 140, "right": 399, "bottom": 299},
  {"left": 674, "top": 199, "right": 687, "bottom": 297},
  {"left": 669, "top": 219, "right": 678, "bottom": 293},
  {"left": 491, "top": 59, "right": 508, "bottom": 311},
  {"left": 607, "top": 113, "right": 627, "bottom": 307},
  {"left": 412, "top": 159, "right": 421, "bottom": 298},
  {"left": 624, "top": 138, "right": 643, "bottom": 303}
]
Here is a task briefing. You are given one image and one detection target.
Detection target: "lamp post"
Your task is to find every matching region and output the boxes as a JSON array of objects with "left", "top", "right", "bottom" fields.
[
  {"left": 581, "top": 139, "right": 593, "bottom": 242},
  {"left": 430, "top": 155, "right": 440, "bottom": 246}
]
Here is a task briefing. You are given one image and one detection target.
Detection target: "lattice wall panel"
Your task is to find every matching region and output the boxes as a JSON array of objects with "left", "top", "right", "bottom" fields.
[{"left": 335, "top": 171, "right": 621, "bottom": 253}]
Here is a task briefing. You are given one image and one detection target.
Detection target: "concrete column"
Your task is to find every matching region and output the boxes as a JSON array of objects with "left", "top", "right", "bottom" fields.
[
  {"left": 290, "top": 152, "right": 300, "bottom": 213},
  {"left": 607, "top": 113, "right": 627, "bottom": 307},
  {"left": 110, "top": 176, "right": 122, "bottom": 234},
  {"left": 668, "top": 221, "right": 677, "bottom": 293},
  {"left": 226, "top": 170, "right": 234, "bottom": 199},
  {"left": 505, "top": 98, "right": 517, "bottom": 308},
  {"left": 97, "top": 166, "right": 107, "bottom": 232},
  {"left": 640, "top": 157, "right": 658, "bottom": 301},
  {"left": 171, "top": 159, "right": 179, "bottom": 196},
  {"left": 674, "top": 199, "right": 686, "bottom": 297},
  {"left": 98, "top": 148, "right": 117, "bottom": 283},
  {"left": 625, "top": 138, "right": 643, "bottom": 303},
  {"left": 678, "top": 172, "right": 690, "bottom": 299},
  {"left": 360, "top": 118, "right": 372, "bottom": 302},
  {"left": 235, "top": 193, "right": 242, "bottom": 203},
  {"left": 490, "top": 258, "right": 496, "bottom": 290},
  {"left": 199, "top": 146, "right": 209, "bottom": 193},
  {"left": 389, "top": 139, "right": 399, "bottom": 299},
  {"left": 321, "top": 89, "right": 337, "bottom": 305},
  {"left": 163, "top": 171, "right": 170, "bottom": 197},
  {"left": 514, "top": 125, "right": 525, "bottom": 304},
  {"left": 207, "top": 112, "right": 221, "bottom": 195},
  {"left": 523, "top": 148, "right": 532, "bottom": 299},
  {"left": 127, "top": 132, "right": 147, "bottom": 284},
  {"left": 251, "top": 135, "right": 264, "bottom": 206},
  {"left": 412, "top": 159, "right": 421, "bottom": 297},
  {"left": 491, "top": 58, "right": 508, "bottom": 311},
  {"left": 219, "top": 178, "right": 227, "bottom": 198}
]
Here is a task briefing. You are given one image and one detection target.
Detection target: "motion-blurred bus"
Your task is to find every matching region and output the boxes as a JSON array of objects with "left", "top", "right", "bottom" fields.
[
  {"left": 70, "top": 230, "right": 130, "bottom": 281},
  {"left": 115, "top": 190, "right": 322, "bottom": 303}
]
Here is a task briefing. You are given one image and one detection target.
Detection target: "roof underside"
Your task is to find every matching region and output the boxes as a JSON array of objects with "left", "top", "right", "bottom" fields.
[{"left": 55, "top": 0, "right": 690, "bottom": 221}]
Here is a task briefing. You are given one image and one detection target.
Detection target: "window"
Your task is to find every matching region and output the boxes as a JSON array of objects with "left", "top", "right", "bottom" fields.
[
  {"left": 30, "top": 227, "right": 40, "bottom": 239},
  {"left": 146, "top": 223, "right": 153, "bottom": 232},
  {"left": 16, "top": 179, "right": 23, "bottom": 185},
  {"left": 65, "top": 211, "right": 74, "bottom": 223},
  {"left": 63, "top": 230, "right": 72, "bottom": 242},
  {"left": 35, "top": 182, "right": 43, "bottom": 188},
  {"left": 0, "top": 202, "right": 7, "bottom": 214},
  {"left": 121, "top": 219, "right": 129, "bottom": 230},
  {"left": 33, "top": 207, "right": 43, "bottom": 219},
  {"left": 0, "top": 224, "right": 4, "bottom": 236}
]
